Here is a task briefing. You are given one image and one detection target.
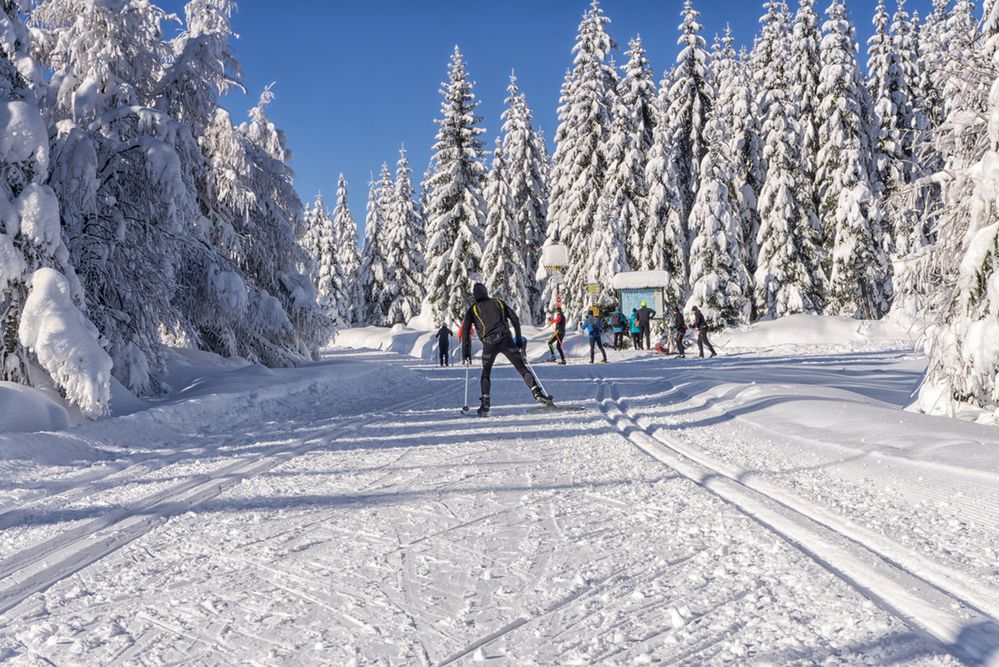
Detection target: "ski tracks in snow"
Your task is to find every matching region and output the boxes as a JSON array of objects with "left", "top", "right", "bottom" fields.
[{"left": 595, "top": 372, "right": 999, "bottom": 666}]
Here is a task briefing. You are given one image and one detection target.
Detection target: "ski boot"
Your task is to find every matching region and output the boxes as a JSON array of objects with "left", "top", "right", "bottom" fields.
[
  {"left": 477, "top": 394, "right": 490, "bottom": 418},
  {"left": 558, "top": 359, "right": 567, "bottom": 365},
  {"left": 532, "top": 386, "right": 555, "bottom": 408}
]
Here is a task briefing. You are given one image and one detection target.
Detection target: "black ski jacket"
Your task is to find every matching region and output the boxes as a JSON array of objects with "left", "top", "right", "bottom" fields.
[
  {"left": 637, "top": 306, "right": 657, "bottom": 327},
  {"left": 436, "top": 326, "right": 454, "bottom": 346},
  {"left": 551, "top": 312, "right": 567, "bottom": 337},
  {"left": 692, "top": 311, "right": 707, "bottom": 330},
  {"left": 461, "top": 284, "right": 523, "bottom": 358},
  {"left": 673, "top": 311, "right": 687, "bottom": 332}
]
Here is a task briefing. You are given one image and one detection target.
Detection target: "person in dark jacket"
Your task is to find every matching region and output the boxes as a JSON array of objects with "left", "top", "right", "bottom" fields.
[
  {"left": 629, "top": 309, "right": 642, "bottom": 349},
  {"left": 547, "top": 307, "right": 567, "bottom": 364},
  {"left": 580, "top": 306, "right": 609, "bottom": 364},
  {"left": 672, "top": 306, "right": 687, "bottom": 358},
  {"left": 609, "top": 308, "right": 627, "bottom": 349},
  {"left": 461, "top": 283, "right": 553, "bottom": 416},
  {"left": 690, "top": 305, "right": 717, "bottom": 358},
  {"left": 436, "top": 324, "right": 454, "bottom": 367},
  {"left": 637, "top": 301, "right": 657, "bottom": 351}
]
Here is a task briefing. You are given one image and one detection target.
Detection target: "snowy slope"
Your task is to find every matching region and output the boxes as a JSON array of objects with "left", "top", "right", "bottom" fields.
[{"left": 1, "top": 337, "right": 997, "bottom": 664}]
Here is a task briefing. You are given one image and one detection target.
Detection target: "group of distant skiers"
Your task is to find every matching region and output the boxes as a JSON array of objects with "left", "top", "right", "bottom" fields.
[{"left": 434, "top": 282, "right": 718, "bottom": 417}]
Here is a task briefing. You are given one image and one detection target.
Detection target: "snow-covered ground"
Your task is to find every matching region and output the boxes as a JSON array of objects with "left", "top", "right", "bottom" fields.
[{"left": 1, "top": 319, "right": 998, "bottom": 664}]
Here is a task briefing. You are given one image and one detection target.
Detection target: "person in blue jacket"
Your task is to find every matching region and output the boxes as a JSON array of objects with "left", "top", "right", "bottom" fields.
[
  {"left": 580, "top": 306, "right": 609, "bottom": 364},
  {"left": 629, "top": 309, "right": 642, "bottom": 350}
]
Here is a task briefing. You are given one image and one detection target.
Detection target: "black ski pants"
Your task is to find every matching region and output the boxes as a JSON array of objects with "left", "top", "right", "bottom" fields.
[
  {"left": 697, "top": 329, "right": 716, "bottom": 357},
  {"left": 676, "top": 330, "right": 687, "bottom": 357},
  {"left": 632, "top": 332, "right": 642, "bottom": 350},
  {"left": 548, "top": 333, "right": 566, "bottom": 361},
  {"left": 640, "top": 325, "right": 652, "bottom": 351},
  {"left": 613, "top": 331, "right": 626, "bottom": 349},
  {"left": 439, "top": 345, "right": 450, "bottom": 367},
  {"left": 589, "top": 336, "right": 607, "bottom": 363},
  {"left": 481, "top": 335, "right": 537, "bottom": 397}
]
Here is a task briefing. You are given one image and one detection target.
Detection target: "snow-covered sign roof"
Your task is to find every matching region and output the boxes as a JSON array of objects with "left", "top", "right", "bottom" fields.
[{"left": 611, "top": 271, "right": 670, "bottom": 289}]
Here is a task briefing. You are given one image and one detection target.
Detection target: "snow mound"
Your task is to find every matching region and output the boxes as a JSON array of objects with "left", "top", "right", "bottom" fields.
[
  {"left": 0, "top": 382, "right": 70, "bottom": 433},
  {"left": 724, "top": 314, "right": 913, "bottom": 350}
]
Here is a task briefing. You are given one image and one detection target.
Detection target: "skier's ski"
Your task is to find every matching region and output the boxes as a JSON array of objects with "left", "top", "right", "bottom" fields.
[{"left": 524, "top": 405, "right": 587, "bottom": 414}]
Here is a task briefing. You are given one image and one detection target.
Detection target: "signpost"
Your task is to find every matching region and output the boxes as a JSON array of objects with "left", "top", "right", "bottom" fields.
[{"left": 542, "top": 244, "right": 569, "bottom": 310}]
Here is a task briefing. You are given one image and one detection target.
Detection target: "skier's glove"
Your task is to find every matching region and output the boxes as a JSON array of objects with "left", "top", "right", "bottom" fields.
[{"left": 516, "top": 336, "right": 529, "bottom": 349}]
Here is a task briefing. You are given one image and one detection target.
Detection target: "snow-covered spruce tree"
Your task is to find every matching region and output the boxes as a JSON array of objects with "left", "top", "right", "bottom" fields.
[
  {"left": 543, "top": 1, "right": 615, "bottom": 318},
  {"left": 384, "top": 148, "right": 424, "bottom": 326},
  {"left": 332, "top": 174, "right": 361, "bottom": 326},
  {"left": 423, "top": 47, "right": 487, "bottom": 324},
  {"left": 500, "top": 73, "right": 548, "bottom": 324},
  {"left": 360, "top": 165, "right": 393, "bottom": 326},
  {"left": 643, "top": 74, "right": 688, "bottom": 306},
  {"left": 589, "top": 200, "right": 630, "bottom": 311},
  {"left": 918, "top": 0, "right": 951, "bottom": 128},
  {"left": 817, "top": 0, "right": 890, "bottom": 319},
  {"left": 301, "top": 193, "right": 338, "bottom": 325},
  {"left": 0, "top": 0, "right": 111, "bottom": 417},
  {"left": 723, "top": 42, "right": 763, "bottom": 283},
  {"left": 686, "top": 108, "right": 752, "bottom": 328},
  {"left": 917, "top": 42, "right": 999, "bottom": 419},
  {"left": 664, "top": 0, "right": 712, "bottom": 239},
  {"left": 755, "top": 31, "right": 823, "bottom": 320},
  {"left": 617, "top": 37, "right": 658, "bottom": 268},
  {"left": 788, "top": 0, "right": 823, "bottom": 242},
  {"left": 751, "top": 0, "right": 792, "bottom": 177},
  {"left": 482, "top": 139, "right": 531, "bottom": 316}
]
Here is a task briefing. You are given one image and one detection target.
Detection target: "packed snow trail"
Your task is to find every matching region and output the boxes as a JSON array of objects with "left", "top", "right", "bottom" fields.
[{"left": 1, "top": 348, "right": 997, "bottom": 664}]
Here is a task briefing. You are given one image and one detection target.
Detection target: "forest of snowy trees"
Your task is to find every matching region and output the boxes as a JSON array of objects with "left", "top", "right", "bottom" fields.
[{"left": 1, "top": 0, "right": 997, "bottom": 420}]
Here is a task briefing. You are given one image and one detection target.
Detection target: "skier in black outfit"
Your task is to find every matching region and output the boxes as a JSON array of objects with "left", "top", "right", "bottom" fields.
[
  {"left": 547, "top": 308, "right": 567, "bottom": 364},
  {"left": 672, "top": 306, "right": 687, "bottom": 358},
  {"left": 461, "top": 283, "right": 554, "bottom": 416},
  {"left": 690, "top": 306, "right": 717, "bottom": 358},
  {"left": 637, "top": 302, "right": 657, "bottom": 351},
  {"left": 436, "top": 324, "right": 454, "bottom": 367}
]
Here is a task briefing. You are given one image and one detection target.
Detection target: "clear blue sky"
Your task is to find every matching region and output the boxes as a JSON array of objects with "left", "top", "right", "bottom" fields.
[{"left": 158, "top": 0, "right": 946, "bottom": 229}]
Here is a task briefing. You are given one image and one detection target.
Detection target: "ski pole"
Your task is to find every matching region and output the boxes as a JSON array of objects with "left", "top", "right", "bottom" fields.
[{"left": 521, "top": 348, "right": 550, "bottom": 398}]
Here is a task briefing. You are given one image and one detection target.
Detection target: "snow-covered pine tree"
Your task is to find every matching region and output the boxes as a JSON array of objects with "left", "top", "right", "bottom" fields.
[
  {"left": 723, "top": 42, "right": 763, "bottom": 284},
  {"left": 384, "top": 148, "right": 424, "bottom": 326},
  {"left": 643, "top": 69, "right": 688, "bottom": 307},
  {"left": 332, "top": 174, "right": 361, "bottom": 326},
  {"left": 0, "top": 0, "right": 111, "bottom": 417},
  {"left": 543, "top": 1, "right": 616, "bottom": 318},
  {"left": 360, "top": 165, "right": 393, "bottom": 326},
  {"left": 616, "top": 37, "right": 658, "bottom": 267},
  {"left": 500, "top": 73, "right": 548, "bottom": 323},
  {"left": 422, "top": 47, "right": 487, "bottom": 324},
  {"left": 686, "top": 108, "right": 752, "bottom": 327},
  {"left": 755, "top": 20, "right": 823, "bottom": 320},
  {"left": 751, "top": 0, "right": 792, "bottom": 175},
  {"left": 664, "top": 0, "right": 712, "bottom": 239},
  {"left": 301, "top": 193, "right": 338, "bottom": 326},
  {"left": 482, "top": 139, "right": 531, "bottom": 317},
  {"left": 788, "top": 0, "right": 823, "bottom": 245},
  {"left": 918, "top": 0, "right": 952, "bottom": 128},
  {"left": 589, "top": 201, "right": 630, "bottom": 311},
  {"left": 817, "top": 0, "right": 890, "bottom": 319},
  {"left": 917, "top": 33, "right": 999, "bottom": 419}
]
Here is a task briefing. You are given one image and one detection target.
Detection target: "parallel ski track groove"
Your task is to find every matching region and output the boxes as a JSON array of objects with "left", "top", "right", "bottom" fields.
[
  {"left": 0, "top": 383, "right": 451, "bottom": 618},
  {"left": 596, "top": 378, "right": 999, "bottom": 667}
]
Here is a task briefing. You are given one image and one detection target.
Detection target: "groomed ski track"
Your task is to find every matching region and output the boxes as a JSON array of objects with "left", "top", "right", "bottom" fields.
[{"left": 1, "top": 348, "right": 997, "bottom": 664}]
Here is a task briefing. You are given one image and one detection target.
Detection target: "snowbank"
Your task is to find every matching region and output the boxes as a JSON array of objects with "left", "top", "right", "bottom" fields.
[
  {"left": 722, "top": 314, "right": 914, "bottom": 350},
  {"left": 0, "top": 382, "right": 69, "bottom": 433}
]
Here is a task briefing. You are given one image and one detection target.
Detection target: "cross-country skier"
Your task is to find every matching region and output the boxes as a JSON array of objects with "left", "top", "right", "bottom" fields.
[
  {"left": 671, "top": 306, "right": 687, "bottom": 358},
  {"left": 547, "top": 307, "right": 567, "bottom": 364},
  {"left": 461, "top": 283, "right": 554, "bottom": 416},
  {"left": 610, "top": 308, "right": 627, "bottom": 349},
  {"left": 436, "top": 324, "right": 454, "bottom": 367},
  {"left": 637, "top": 301, "right": 657, "bottom": 351},
  {"left": 690, "top": 305, "right": 717, "bottom": 358},
  {"left": 629, "top": 309, "right": 642, "bottom": 349},
  {"left": 581, "top": 306, "right": 609, "bottom": 364}
]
